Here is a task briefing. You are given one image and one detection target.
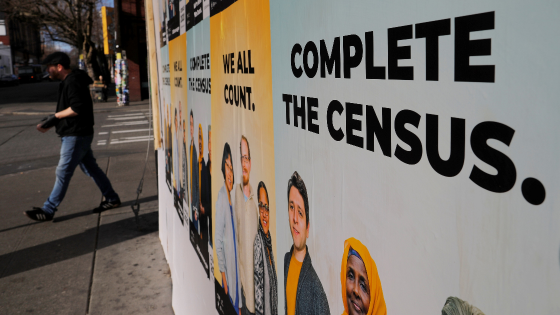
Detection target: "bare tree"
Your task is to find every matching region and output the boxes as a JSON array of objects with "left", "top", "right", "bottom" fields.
[{"left": 1, "top": 0, "right": 105, "bottom": 79}]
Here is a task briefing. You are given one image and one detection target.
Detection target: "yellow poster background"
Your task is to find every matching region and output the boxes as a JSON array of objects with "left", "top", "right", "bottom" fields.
[
  {"left": 210, "top": 0, "right": 276, "bottom": 285},
  {"left": 169, "top": 33, "right": 188, "bottom": 206}
]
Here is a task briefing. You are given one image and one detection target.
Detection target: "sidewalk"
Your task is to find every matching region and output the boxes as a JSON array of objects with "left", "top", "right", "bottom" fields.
[{"left": 0, "top": 102, "right": 173, "bottom": 314}]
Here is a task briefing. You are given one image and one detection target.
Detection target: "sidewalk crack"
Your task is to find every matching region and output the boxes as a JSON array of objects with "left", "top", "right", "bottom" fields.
[{"left": 85, "top": 156, "right": 111, "bottom": 314}]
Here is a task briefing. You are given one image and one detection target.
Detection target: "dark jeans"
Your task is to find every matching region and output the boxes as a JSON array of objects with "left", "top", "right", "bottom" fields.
[{"left": 43, "top": 135, "right": 119, "bottom": 214}]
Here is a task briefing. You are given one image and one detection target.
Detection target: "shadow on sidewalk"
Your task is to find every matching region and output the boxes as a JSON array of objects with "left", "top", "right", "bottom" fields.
[
  {"left": 0, "top": 205, "right": 159, "bottom": 279},
  {"left": 52, "top": 195, "right": 158, "bottom": 223}
]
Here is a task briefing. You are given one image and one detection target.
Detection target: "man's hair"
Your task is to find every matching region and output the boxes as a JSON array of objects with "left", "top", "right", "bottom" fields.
[
  {"left": 42, "top": 51, "right": 71, "bottom": 69},
  {"left": 221, "top": 142, "right": 233, "bottom": 180},
  {"left": 287, "top": 171, "right": 309, "bottom": 227},
  {"left": 175, "top": 108, "right": 177, "bottom": 116},
  {"left": 190, "top": 110, "right": 193, "bottom": 119},
  {"left": 257, "top": 181, "right": 269, "bottom": 205},
  {"left": 240, "top": 135, "right": 251, "bottom": 159}
]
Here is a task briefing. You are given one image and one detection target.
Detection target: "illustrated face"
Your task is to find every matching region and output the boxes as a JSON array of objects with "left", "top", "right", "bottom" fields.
[
  {"left": 258, "top": 187, "right": 270, "bottom": 234},
  {"left": 240, "top": 139, "right": 251, "bottom": 186},
  {"left": 190, "top": 115, "right": 194, "bottom": 141},
  {"left": 288, "top": 186, "right": 308, "bottom": 252},
  {"left": 346, "top": 255, "right": 370, "bottom": 315},
  {"left": 225, "top": 155, "right": 233, "bottom": 193}
]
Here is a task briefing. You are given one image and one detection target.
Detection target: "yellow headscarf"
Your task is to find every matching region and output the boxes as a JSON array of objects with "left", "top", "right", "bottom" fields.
[{"left": 341, "top": 238, "right": 386, "bottom": 315}]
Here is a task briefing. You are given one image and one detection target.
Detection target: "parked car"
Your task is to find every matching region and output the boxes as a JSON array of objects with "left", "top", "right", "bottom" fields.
[
  {"left": 16, "top": 65, "right": 43, "bottom": 83},
  {"left": 0, "top": 74, "right": 19, "bottom": 87}
]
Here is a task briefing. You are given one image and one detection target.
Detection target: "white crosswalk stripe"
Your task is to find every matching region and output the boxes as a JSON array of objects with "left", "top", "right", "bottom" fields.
[
  {"left": 96, "top": 112, "right": 153, "bottom": 146},
  {"left": 107, "top": 116, "right": 148, "bottom": 121},
  {"left": 101, "top": 121, "right": 149, "bottom": 127}
]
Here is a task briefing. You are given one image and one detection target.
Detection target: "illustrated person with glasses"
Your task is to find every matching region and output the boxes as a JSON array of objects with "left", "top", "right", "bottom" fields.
[
  {"left": 253, "top": 181, "right": 278, "bottom": 315},
  {"left": 216, "top": 143, "right": 242, "bottom": 314},
  {"left": 234, "top": 135, "right": 258, "bottom": 315}
]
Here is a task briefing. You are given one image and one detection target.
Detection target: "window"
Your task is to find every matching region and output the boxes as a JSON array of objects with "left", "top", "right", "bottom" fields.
[{"left": 0, "top": 20, "right": 6, "bottom": 36}]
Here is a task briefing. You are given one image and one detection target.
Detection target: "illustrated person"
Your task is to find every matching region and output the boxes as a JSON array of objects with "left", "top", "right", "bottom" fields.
[
  {"left": 215, "top": 143, "right": 242, "bottom": 314},
  {"left": 173, "top": 108, "right": 181, "bottom": 209},
  {"left": 206, "top": 125, "right": 212, "bottom": 246},
  {"left": 284, "top": 171, "right": 329, "bottom": 315},
  {"left": 200, "top": 125, "right": 212, "bottom": 248},
  {"left": 166, "top": 104, "right": 173, "bottom": 189},
  {"left": 25, "top": 52, "right": 121, "bottom": 221},
  {"left": 160, "top": 99, "right": 166, "bottom": 149},
  {"left": 168, "top": 0, "right": 174, "bottom": 19},
  {"left": 441, "top": 297, "right": 485, "bottom": 315},
  {"left": 234, "top": 135, "right": 258, "bottom": 315},
  {"left": 340, "top": 238, "right": 386, "bottom": 315},
  {"left": 253, "top": 181, "right": 278, "bottom": 315},
  {"left": 198, "top": 124, "right": 209, "bottom": 258},
  {"left": 190, "top": 110, "right": 199, "bottom": 230},
  {"left": 164, "top": 104, "right": 171, "bottom": 186},
  {"left": 177, "top": 106, "right": 184, "bottom": 203},
  {"left": 182, "top": 119, "right": 189, "bottom": 207}
]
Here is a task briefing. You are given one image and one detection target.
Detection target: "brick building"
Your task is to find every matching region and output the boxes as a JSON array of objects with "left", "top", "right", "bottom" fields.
[
  {"left": 0, "top": 11, "right": 42, "bottom": 69},
  {"left": 117, "top": 0, "right": 149, "bottom": 101}
]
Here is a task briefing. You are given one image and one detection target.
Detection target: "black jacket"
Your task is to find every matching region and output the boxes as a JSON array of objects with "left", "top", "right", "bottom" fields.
[
  {"left": 55, "top": 69, "right": 94, "bottom": 137},
  {"left": 284, "top": 246, "right": 330, "bottom": 315}
]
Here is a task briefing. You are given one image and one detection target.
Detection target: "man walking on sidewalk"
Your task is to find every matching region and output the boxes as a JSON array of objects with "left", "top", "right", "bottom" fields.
[{"left": 24, "top": 52, "right": 121, "bottom": 222}]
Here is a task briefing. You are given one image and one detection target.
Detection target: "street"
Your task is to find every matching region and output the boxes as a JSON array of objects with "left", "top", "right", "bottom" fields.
[
  {"left": 0, "top": 80, "right": 156, "bottom": 176},
  {"left": 0, "top": 81, "right": 172, "bottom": 314}
]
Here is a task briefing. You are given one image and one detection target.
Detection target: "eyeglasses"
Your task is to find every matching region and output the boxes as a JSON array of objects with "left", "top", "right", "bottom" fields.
[
  {"left": 259, "top": 202, "right": 269, "bottom": 212},
  {"left": 241, "top": 155, "right": 251, "bottom": 164}
]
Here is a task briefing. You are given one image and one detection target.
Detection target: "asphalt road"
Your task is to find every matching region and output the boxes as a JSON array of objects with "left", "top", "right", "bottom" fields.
[
  {"left": 0, "top": 80, "right": 59, "bottom": 106},
  {"left": 0, "top": 81, "right": 154, "bottom": 177}
]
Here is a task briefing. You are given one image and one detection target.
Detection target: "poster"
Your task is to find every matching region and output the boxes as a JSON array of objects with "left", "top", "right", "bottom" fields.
[
  {"left": 169, "top": 33, "right": 188, "bottom": 225},
  {"left": 167, "top": 0, "right": 185, "bottom": 41},
  {"left": 270, "top": 1, "right": 560, "bottom": 315},
  {"left": 146, "top": 0, "right": 560, "bottom": 314},
  {"left": 159, "top": 0, "right": 168, "bottom": 46},
  {"left": 187, "top": 15, "right": 212, "bottom": 279},
  {"left": 210, "top": 1, "right": 276, "bottom": 314}
]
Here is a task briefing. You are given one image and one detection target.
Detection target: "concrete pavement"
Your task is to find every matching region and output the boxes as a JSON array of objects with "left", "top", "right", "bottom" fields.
[{"left": 0, "top": 84, "right": 173, "bottom": 314}]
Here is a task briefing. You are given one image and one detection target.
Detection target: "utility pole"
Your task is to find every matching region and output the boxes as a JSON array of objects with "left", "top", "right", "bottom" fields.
[{"left": 114, "top": 0, "right": 122, "bottom": 53}]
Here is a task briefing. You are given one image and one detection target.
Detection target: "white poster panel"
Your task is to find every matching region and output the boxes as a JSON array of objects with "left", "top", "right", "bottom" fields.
[{"left": 270, "top": 1, "right": 559, "bottom": 315}]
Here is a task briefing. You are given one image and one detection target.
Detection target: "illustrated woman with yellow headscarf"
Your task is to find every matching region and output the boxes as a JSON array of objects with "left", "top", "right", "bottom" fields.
[{"left": 341, "top": 238, "right": 386, "bottom": 315}]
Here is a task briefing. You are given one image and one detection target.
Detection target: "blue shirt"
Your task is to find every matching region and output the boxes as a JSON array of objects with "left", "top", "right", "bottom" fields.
[{"left": 230, "top": 205, "right": 239, "bottom": 310}]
